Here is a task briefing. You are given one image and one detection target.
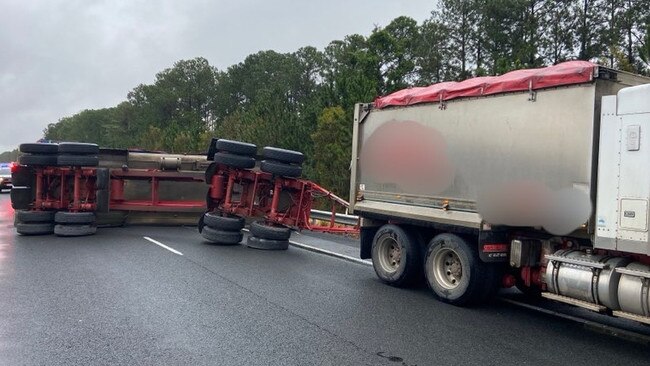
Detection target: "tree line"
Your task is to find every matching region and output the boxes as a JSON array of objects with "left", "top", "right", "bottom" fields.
[{"left": 40, "top": 0, "right": 650, "bottom": 198}]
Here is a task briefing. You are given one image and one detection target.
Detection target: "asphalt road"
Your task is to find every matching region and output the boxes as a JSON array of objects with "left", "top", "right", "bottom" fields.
[{"left": 1, "top": 193, "right": 649, "bottom": 366}]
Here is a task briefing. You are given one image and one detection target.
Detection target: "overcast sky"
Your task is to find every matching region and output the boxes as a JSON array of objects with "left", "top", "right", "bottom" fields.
[{"left": 0, "top": 0, "right": 436, "bottom": 153}]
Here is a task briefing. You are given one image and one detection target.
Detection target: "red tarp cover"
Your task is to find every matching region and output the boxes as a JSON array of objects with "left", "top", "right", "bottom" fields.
[{"left": 374, "top": 61, "right": 597, "bottom": 109}]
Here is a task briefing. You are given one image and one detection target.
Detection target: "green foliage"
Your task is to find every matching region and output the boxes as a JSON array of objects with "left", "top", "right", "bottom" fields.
[
  {"left": 0, "top": 149, "right": 20, "bottom": 162},
  {"left": 310, "top": 106, "right": 351, "bottom": 199},
  {"left": 40, "top": 2, "right": 650, "bottom": 196}
]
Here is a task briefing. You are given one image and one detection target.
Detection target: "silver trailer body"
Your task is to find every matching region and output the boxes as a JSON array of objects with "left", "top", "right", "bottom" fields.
[{"left": 350, "top": 71, "right": 647, "bottom": 237}]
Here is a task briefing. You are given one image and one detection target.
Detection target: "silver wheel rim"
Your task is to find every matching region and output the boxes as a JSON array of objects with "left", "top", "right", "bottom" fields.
[
  {"left": 432, "top": 248, "right": 462, "bottom": 289},
  {"left": 377, "top": 236, "right": 402, "bottom": 273}
]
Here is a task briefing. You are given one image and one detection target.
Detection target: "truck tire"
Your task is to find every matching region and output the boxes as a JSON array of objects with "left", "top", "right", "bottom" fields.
[
  {"left": 57, "top": 155, "right": 99, "bottom": 167},
  {"left": 213, "top": 152, "right": 256, "bottom": 169},
  {"left": 57, "top": 142, "right": 99, "bottom": 155},
  {"left": 371, "top": 224, "right": 423, "bottom": 287},
  {"left": 19, "top": 154, "right": 57, "bottom": 166},
  {"left": 216, "top": 139, "right": 257, "bottom": 156},
  {"left": 198, "top": 212, "right": 206, "bottom": 233},
  {"left": 205, "top": 162, "right": 217, "bottom": 184},
  {"left": 54, "top": 224, "right": 97, "bottom": 237},
  {"left": 201, "top": 226, "right": 243, "bottom": 245},
  {"left": 10, "top": 186, "right": 33, "bottom": 210},
  {"left": 96, "top": 189, "right": 109, "bottom": 213},
  {"left": 15, "top": 210, "right": 55, "bottom": 223},
  {"left": 206, "top": 191, "right": 216, "bottom": 211},
  {"left": 250, "top": 221, "right": 291, "bottom": 241},
  {"left": 424, "top": 233, "right": 494, "bottom": 306},
  {"left": 260, "top": 160, "right": 302, "bottom": 178},
  {"left": 55, "top": 211, "right": 96, "bottom": 225},
  {"left": 246, "top": 235, "right": 289, "bottom": 250},
  {"left": 96, "top": 168, "right": 109, "bottom": 190},
  {"left": 12, "top": 166, "right": 34, "bottom": 187},
  {"left": 16, "top": 222, "right": 54, "bottom": 235},
  {"left": 19, "top": 143, "right": 58, "bottom": 154},
  {"left": 203, "top": 212, "right": 245, "bottom": 231},
  {"left": 262, "top": 147, "right": 304, "bottom": 165}
]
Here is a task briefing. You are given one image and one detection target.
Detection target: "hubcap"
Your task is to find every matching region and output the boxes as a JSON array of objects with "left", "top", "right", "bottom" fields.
[
  {"left": 433, "top": 248, "right": 462, "bottom": 289},
  {"left": 377, "top": 236, "right": 402, "bottom": 273}
]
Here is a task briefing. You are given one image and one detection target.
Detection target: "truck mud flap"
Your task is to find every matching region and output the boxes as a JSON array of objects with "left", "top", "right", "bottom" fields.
[
  {"left": 478, "top": 229, "right": 509, "bottom": 263},
  {"left": 360, "top": 226, "right": 379, "bottom": 259}
]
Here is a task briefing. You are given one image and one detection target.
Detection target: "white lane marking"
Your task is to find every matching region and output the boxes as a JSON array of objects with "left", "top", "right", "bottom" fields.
[
  {"left": 288, "top": 240, "right": 372, "bottom": 266},
  {"left": 242, "top": 228, "right": 371, "bottom": 266},
  {"left": 143, "top": 236, "right": 183, "bottom": 256}
]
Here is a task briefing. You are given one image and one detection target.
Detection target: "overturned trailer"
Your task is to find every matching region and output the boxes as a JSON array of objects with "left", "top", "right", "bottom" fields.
[
  {"left": 350, "top": 61, "right": 650, "bottom": 324},
  {"left": 11, "top": 139, "right": 355, "bottom": 249}
]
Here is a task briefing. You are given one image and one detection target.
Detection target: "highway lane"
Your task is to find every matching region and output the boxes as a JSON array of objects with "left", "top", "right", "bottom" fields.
[{"left": 1, "top": 193, "right": 649, "bottom": 365}]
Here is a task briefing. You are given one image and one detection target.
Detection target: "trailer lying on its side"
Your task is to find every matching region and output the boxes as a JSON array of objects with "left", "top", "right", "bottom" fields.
[
  {"left": 10, "top": 140, "right": 354, "bottom": 248},
  {"left": 350, "top": 61, "right": 650, "bottom": 324}
]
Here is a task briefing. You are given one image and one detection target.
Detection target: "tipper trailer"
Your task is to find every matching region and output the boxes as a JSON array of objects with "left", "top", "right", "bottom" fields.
[{"left": 350, "top": 61, "right": 650, "bottom": 324}]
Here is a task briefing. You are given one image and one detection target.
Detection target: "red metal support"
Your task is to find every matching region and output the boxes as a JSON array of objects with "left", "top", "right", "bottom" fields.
[
  {"left": 151, "top": 177, "right": 159, "bottom": 206},
  {"left": 34, "top": 169, "right": 43, "bottom": 209},
  {"left": 72, "top": 169, "right": 81, "bottom": 211},
  {"left": 269, "top": 179, "right": 283, "bottom": 219},
  {"left": 111, "top": 178, "right": 124, "bottom": 201},
  {"left": 210, "top": 175, "right": 225, "bottom": 200}
]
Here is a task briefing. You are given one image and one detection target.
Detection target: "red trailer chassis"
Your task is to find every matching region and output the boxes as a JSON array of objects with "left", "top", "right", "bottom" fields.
[
  {"left": 23, "top": 159, "right": 358, "bottom": 234},
  {"left": 207, "top": 165, "right": 355, "bottom": 234}
]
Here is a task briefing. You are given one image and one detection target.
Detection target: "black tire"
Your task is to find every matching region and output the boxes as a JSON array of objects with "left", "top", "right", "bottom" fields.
[
  {"left": 206, "top": 191, "right": 216, "bottom": 211},
  {"left": 55, "top": 211, "right": 96, "bottom": 224},
  {"left": 216, "top": 139, "right": 257, "bottom": 156},
  {"left": 205, "top": 162, "right": 217, "bottom": 184},
  {"left": 250, "top": 221, "right": 291, "bottom": 241},
  {"left": 57, "top": 155, "right": 99, "bottom": 167},
  {"left": 96, "top": 189, "right": 109, "bottom": 213},
  {"left": 203, "top": 212, "right": 245, "bottom": 231},
  {"left": 260, "top": 160, "right": 302, "bottom": 178},
  {"left": 54, "top": 224, "right": 97, "bottom": 237},
  {"left": 198, "top": 212, "right": 206, "bottom": 233},
  {"left": 213, "top": 152, "right": 255, "bottom": 169},
  {"left": 19, "top": 143, "right": 58, "bottom": 154},
  {"left": 57, "top": 142, "right": 99, "bottom": 155},
  {"left": 246, "top": 235, "right": 289, "bottom": 250},
  {"left": 371, "top": 224, "right": 423, "bottom": 287},
  {"left": 14, "top": 210, "right": 55, "bottom": 223},
  {"left": 424, "top": 233, "right": 494, "bottom": 306},
  {"left": 10, "top": 186, "right": 33, "bottom": 210},
  {"left": 96, "top": 168, "right": 109, "bottom": 190},
  {"left": 19, "top": 154, "right": 57, "bottom": 166},
  {"left": 201, "top": 226, "right": 243, "bottom": 245},
  {"left": 262, "top": 147, "right": 304, "bottom": 165},
  {"left": 12, "top": 166, "right": 34, "bottom": 187},
  {"left": 16, "top": 222, "right": 54, "bottom": 235}
]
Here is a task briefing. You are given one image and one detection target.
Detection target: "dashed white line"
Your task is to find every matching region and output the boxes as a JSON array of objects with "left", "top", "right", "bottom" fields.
[{"left": 143, "top": 236, "right": 183, "bottom": 256}]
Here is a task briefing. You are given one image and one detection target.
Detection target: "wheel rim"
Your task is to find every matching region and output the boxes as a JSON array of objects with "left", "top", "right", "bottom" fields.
[
  {"left": 377, "top": 236, "right": 402, "bottom": 273},
  {"left": 432, "top": 248, "right": 462, "bottom": 289}
]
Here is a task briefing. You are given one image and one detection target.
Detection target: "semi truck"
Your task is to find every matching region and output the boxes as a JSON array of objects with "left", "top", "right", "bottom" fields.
[{"left": 349, "top": 61, "right": 650, "bottom": 325}]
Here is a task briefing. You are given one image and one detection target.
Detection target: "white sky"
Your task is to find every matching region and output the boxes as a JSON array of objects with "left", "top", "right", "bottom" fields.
[{"left": 0, "top": 0, "right": 436, "bottom": 152}]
